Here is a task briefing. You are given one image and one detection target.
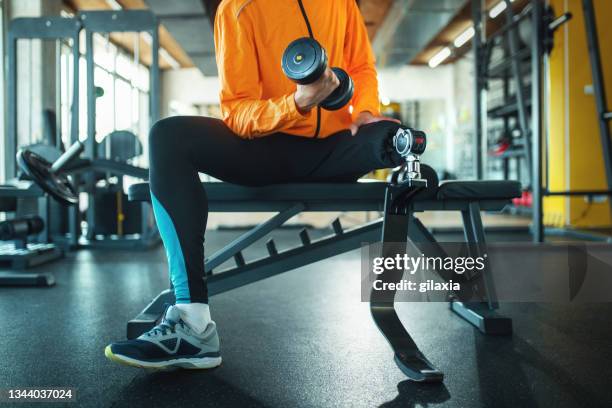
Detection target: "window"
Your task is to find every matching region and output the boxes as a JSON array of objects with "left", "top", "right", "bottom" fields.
[
  {"left": 0, "top": 1, "right": 5, "bottom": 182},
  {"left": 59, "top": 31, "right": 151, "bottom": 157}
]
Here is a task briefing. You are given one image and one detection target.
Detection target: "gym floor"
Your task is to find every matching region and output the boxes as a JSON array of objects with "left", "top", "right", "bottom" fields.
[{"left": 1, "top": 229, "right": 611, "bottom": 408}]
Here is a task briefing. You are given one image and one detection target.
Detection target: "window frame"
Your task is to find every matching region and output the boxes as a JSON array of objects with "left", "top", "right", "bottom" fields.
[{"left": 58, "top": 32, "right": 151, "bottom": 148}]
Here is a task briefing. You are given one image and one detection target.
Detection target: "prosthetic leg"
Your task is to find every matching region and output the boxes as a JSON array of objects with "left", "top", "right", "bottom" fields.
[{"left": 370, "top": 127, "right": 444, "bottom": 382}]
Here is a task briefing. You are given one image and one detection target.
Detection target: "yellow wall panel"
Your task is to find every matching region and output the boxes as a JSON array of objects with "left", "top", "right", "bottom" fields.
[
  {"left": 545, "top": 0, "right": 568, "bottom": 227},
  {"left": 547, "top": 0, "right": 612, "bottom": 228}
]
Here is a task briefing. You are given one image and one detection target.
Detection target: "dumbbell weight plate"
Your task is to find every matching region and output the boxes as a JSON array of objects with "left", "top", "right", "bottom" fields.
[
  {"left": 282, "top": 37, "right": 327, "bottom": 85},
  {"left": 320, "top": 67, "right": 354, "bottom": 111},
  {"left": 17, "top": 150, "right": 79, "bottom": 206}
]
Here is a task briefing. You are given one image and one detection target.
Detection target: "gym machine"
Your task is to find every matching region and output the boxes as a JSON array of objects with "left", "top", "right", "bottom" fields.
[
  {"left": 539, "top": 0, "right": 612, "bottom": 242},
  {"left": 472, "top": 0, "right": 612, "bottom": 242},
  {"left": 6, "top": 17, "right": 82, "bottom": 180},
  {"left": 474, "top": 0, "right": 571, "bottom": 187},
  {"left": 2, "top": 16, "right": 81, "bottom": 269},
  {"left": 0, "top": 183, "right": 61, "bottom": 285},
  {"left": 77, "top": 10, "right": 160, "bottom": 249},
  {"left": 7, "top": 11, "right": 160, "bottom": 249},
  {"left": 16, "top": 132, "right": 156, "bottom": 248}
]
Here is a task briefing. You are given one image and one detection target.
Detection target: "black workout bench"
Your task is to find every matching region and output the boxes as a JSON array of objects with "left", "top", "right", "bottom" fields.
[{"left": 126, "top": 178, "right": 521, "bottom": 382}]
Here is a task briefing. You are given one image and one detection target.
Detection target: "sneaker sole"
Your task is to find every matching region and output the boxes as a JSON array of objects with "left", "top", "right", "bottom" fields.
[{"left": 105, "top": 345, "right": 222, "bottom": 370}]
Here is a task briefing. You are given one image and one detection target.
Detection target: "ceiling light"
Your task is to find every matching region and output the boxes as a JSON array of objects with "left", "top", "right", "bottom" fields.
[
  {"left": 428, "top": 47, "right": 451, "bottom": 68},
  {"left": 160, "top": 48, "right": 180, "bottom": 69},
  {"left": 489, "top": 0, "right": 515, "bottom": 19},
  {"left": 105, "top": 0, "right": 122, "bottom": 10},
  {"left": 453, "top": 26, "right": 475, "bottom": 48},
  {"left": 141, "top": 32, "right": 152, "bottom": 45},
  {"left": 139, "top": 33, "right": 180, "bottom": 69}
]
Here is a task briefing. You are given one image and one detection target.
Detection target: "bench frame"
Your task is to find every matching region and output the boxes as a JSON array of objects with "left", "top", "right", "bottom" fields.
[{"left": 126, "top": 180, "right": 513, "bottom": 382}]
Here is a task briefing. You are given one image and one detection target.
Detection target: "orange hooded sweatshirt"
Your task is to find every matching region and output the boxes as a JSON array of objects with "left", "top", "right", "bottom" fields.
[{"left": 214, "top": 0, "right": 380, "bottom": 139}]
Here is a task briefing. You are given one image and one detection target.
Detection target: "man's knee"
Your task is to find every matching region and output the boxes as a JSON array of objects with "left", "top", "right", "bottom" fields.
[
  {"left": 352, "top": 121, "right": 403, "bottom": 166},
  {"left": 352, "top": 120, "right": 402, "bottom": 152},
  {"left": 149, "top": 117, "right": 182, "bottom": 152},
  {"left": 355, "top": 120, "right": 401, "bottom": 137}
]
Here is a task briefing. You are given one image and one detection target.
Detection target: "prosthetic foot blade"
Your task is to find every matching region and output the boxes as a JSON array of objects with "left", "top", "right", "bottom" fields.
[{"left": 394, "top": 350, "right": 444, "bottom": 383}]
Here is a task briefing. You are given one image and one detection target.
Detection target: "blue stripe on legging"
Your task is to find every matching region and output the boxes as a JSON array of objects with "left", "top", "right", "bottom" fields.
[{"left": 150, "top": 191, "right": 191, "bottom": 303}]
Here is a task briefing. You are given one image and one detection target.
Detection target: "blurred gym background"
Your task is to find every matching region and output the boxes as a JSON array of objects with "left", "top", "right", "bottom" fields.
[{"left": 0, "top": 0, "right": 611, "bottom": 256}]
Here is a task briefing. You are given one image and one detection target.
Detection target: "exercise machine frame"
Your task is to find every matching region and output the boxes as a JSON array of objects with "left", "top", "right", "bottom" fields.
[
  {"left": 6, "top": 16, "right": 82, "bottom": 247},
  {"left": 0, "top": 182, "right": 62, "bottom": 285},
  {"left": 6, "top": 16, "right": 81, "bottom": 180},
  {"left": 473, "top": 0, "right": 612, "bottom": 242},
  {"left": 78, "top": 10, "right": 160, "bottom": 249}
]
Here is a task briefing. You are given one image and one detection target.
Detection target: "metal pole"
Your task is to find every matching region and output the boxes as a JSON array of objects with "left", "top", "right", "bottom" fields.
[
  {"left": 69, "top": 29, "right": 81, "bottom": 248},
  {"left": 503, "top": 51, "right": 510, "bottom": 181},
  {"left": 85, "top": 30, "right": 95, "bottom": 241},
  {"left": 531, "top": 0, "right": 544, "bottom": 242},
  {"left": 6, "top": 34, "right": 17, "bottom": 180},
  {"left": 504, "top": 0, "right": 532, "bottom": 169},
  {"left": 86, "top": 31, "right": 95, "bottom": 158},
  {"left": 0, "top": 0, "right": 6, "bottom": 184},
  {"left": 150, "top": 19, "right": 160, "bottom": 124},
  {"left": 582, "top": 0, "right": 612, "bottom": 204},
  {"left": 71, "top": 33, "right": 79, "bottom": 145},
  {"left": 55, "top": 40, "right": 62, "bottom": 149},
  {"left": 472, "top": 0, "right": 483, "bottom": 179}
]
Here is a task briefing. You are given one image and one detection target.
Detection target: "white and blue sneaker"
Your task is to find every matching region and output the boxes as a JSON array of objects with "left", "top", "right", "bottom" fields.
[{"left": 105, "top": 305, "right": 221, "bottom": 369}]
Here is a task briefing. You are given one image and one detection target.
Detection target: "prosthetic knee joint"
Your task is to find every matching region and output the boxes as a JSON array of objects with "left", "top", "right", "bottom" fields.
[{"left": 392, "top": 127, "right": 427, "bottom": 183}]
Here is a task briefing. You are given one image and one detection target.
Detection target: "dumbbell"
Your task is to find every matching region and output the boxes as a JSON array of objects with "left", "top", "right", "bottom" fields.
[
  {"left": 17, "top": 141, "right": 84, "bottom": 206},
  {"left": 282, "top": 37, "right": 354, "bottom": 111},
  {"left": 0, "top": 216, "right": 44, "bottom": 241}
]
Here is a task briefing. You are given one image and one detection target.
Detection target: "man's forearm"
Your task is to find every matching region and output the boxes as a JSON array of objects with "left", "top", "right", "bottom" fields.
[
  {"left": 349, "top": 67, "right": 381, "bottom": 120},
  {"left": 221, "top": 94, "right": 311, "bottom": 138}
]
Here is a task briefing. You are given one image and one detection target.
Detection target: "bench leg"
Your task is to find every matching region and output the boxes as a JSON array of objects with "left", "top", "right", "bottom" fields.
[
  {"left": 453, "top": 202, "right": 512, "bottom": 335},
  {"left": 450, "top": 301, "right": 512, "bottom": 335},
  {"left": 370, "top": 212, "right": 444, "bottom": 383},
  {"left": 205, "top": 203, "right": 304, "bottom": 272}
]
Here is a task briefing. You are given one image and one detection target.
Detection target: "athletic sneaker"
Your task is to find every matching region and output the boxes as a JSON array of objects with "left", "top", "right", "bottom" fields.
[{"left": 105, "top": 305, "right": 222, "bottom": 369}]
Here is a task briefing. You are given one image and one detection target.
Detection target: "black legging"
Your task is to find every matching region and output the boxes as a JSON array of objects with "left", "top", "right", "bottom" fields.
[{"left": 149, "top": 116, "right": 403, "bottom": 304}]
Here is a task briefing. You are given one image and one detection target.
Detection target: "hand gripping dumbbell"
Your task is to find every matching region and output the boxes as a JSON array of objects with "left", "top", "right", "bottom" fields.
[
  {"left": 391, "top": 127, "right": 427, "bottom": 182},
  {"left": 282, "top": 37, "right": 354, "bottom": 111}
]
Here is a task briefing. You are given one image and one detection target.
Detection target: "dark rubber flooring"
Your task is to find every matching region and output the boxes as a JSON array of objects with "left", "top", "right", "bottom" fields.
[{"left": 0, "top": 229, "right": 611, "bottom": 407}]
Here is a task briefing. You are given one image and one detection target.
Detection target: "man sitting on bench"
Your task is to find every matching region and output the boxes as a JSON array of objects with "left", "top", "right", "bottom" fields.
[{"left": 105, "top": 0, "right": 415, "bottom": 369}]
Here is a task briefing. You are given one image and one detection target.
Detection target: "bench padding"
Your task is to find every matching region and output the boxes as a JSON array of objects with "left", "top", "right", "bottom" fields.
[
  {"left": 129, "top": 180, "right": 521, "bottom": 208},
  {"left": 199, "top": 181, "right": 388, "bottom": 202},
  {"left": 437, "top": 180, "right": 521, "bottom": 200}
]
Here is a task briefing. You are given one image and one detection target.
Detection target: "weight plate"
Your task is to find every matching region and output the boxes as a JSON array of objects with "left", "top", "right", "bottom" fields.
[
  {"left": 17, "top": 150, "right": 78, "bottom": 206},
  {"left": 320, "top": 67, "right": 354, "bottom": 111},
  {"left": 282, "top": 37, "right": 327, "bottom": 85}
]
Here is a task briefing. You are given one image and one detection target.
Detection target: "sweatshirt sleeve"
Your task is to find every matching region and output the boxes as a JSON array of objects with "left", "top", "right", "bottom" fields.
[
  {"left": 214, "top": 5, "right": 310, "bottom": 138},
  {"left": 344, "top": 0, "right": 381, "bottom": 120}
]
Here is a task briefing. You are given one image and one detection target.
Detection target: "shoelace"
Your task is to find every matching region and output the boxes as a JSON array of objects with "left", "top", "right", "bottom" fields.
[{"left": 145, "top": 319, "right": 185, "bottom": 337}]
